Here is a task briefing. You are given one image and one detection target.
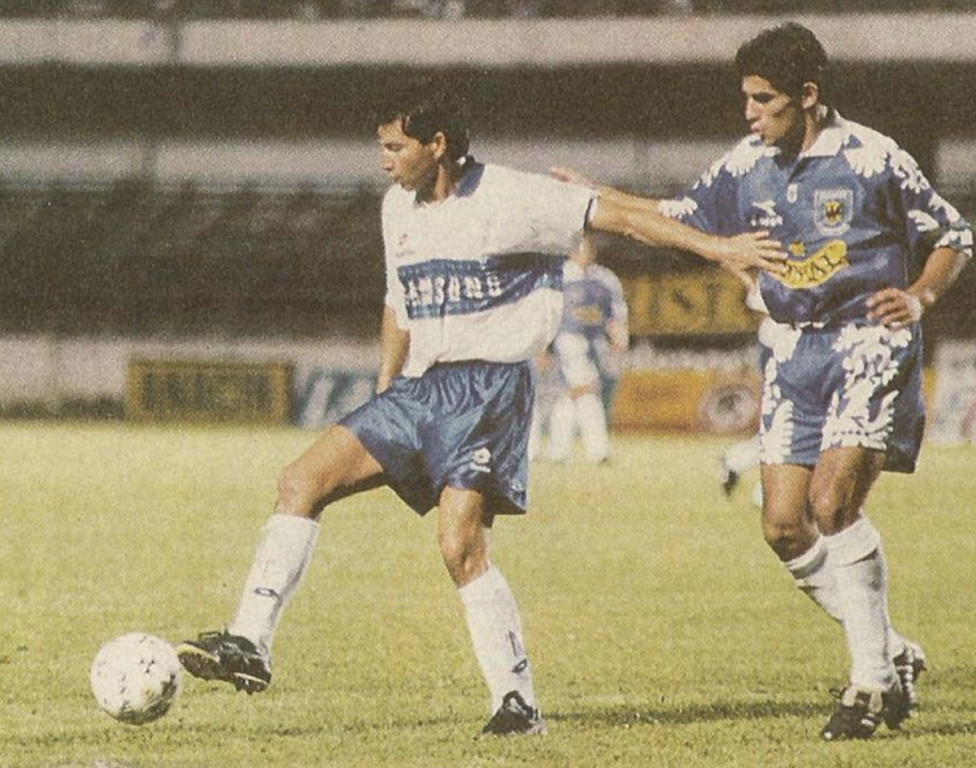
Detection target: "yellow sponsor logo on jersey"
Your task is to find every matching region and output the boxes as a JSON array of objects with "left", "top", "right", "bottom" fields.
[
  {"left": 776, "top": 240, "right": 849, "bottom": 289},
  {"left": 572, "top": 305, "right": 604, "bottom": 324}
]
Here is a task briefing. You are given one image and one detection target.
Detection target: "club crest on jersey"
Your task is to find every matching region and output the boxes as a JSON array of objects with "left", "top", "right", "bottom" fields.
[{"left": 814, "top": 188, "right": 853, "bottom": 236}]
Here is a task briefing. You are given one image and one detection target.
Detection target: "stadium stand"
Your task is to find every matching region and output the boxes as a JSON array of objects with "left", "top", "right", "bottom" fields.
[
  {"left": 0, "top": 0, "right": 973, "bottom": 20},
  {"left": 0, "top": 180, "right": 385, "bottom": 337}
]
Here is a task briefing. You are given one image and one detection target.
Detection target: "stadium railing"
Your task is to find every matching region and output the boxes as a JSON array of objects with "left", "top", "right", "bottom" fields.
[{"left": 1, "top": 0, "right": 974, "bottom": 20}]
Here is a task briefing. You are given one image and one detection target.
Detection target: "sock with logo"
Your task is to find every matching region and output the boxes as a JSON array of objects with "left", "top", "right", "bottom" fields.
[
  {"left": 228, "top": 514, "right": 320, "bottom": 656},
  {"left": 458, "top": 565, "right": 537, "bottom": 713}
]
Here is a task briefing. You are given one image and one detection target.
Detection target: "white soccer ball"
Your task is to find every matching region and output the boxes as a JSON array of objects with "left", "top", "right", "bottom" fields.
[{"left": 90, "top": 633, "right": 182, "bottom": 725}]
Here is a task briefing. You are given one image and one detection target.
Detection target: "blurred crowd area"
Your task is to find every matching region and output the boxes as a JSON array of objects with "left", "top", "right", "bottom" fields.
[
  {"left": 1, "top": 0, "right": 973, "bottom": 20},
  {"left": 0, "top": 181, "right": 385, "bottom": 337},
  {"left": 1, "top": 179, "right": 973, "bottom": 340}
]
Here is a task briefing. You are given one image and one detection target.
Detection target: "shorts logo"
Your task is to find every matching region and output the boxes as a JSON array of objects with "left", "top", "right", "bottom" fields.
[
  {"left": 470, "top": 447, "right": 492, "bottom": 474},
  {"left": 777, "top": 240, "right": 850, "bottom": 289},
  {"left": 814, "top": 188, "right": 854, "bottom": 235}
]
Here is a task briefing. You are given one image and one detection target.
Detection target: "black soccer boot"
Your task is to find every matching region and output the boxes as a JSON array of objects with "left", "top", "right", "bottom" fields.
[
  {"left": 893, "top": 640, "right": 927, "bottom": 719},
  {"left": 821, "top": 683, "right": 906, "bottom": 741},
  {"left": 176, "top": 630, "right": 271, "bottom": 695},
  {"left": 481, "top": 691, "right": 547, "bottom": 736}
]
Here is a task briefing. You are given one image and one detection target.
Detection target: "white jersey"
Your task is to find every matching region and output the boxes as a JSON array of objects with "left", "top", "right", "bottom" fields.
[{"left": 382, "top": 160, "right": 596, "bottom": 377}]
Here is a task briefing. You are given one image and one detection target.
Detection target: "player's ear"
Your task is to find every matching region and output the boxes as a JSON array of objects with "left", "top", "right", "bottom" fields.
[
  {"left": 428, "top": 131, "right": 449, "bottom": 161},
  {"left": 800, "top": 82, "right": 820, "bottom": 111}
]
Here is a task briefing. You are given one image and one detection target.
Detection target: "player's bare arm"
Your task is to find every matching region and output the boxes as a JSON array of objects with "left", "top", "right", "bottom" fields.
[
  {"left": 866, "top": 247, "right": 970, "bottom": 329},
  {"left": 377, "top": 304, "right": 409, "bottom": 393},
  {"left": 589, "top": 192, "right": 787, "bottom": 275},
  {"left": 551, "top": 166, "right": 648, "bottom": 209},
  {"left": 553, "top": 164, "right": 786, "bottom": 275}
]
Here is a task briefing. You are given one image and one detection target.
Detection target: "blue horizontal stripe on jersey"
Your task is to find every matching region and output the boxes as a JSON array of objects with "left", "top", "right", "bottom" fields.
[{"left": 397, "top": 253, "right": 564, "bottom": 320}]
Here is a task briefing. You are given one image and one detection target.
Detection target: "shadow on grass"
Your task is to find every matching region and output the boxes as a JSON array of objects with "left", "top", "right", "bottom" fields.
[
  {"left": 548, "top": 698, "right": 826, "bottom": 728},
  {"left": 901, "top": 720, "right": 976, "bottom": 738}
]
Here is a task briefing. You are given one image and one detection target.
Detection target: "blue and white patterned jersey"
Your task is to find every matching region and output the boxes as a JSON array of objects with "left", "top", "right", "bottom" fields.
[
  {"left": 659, "top": 113, "right": 973, "bottom": 326},
  {"left": 382, "top": 159, "right": 595, "bottom": 377},
  {"left": 559, "top": 261, "right": 628, "bottom": 343}
]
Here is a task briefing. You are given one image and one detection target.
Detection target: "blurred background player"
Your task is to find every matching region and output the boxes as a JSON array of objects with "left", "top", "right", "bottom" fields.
[
  {"left": 530, "top": 234, "right": 629, "bottom": 464},
  {"left": 717, "top": 276, "right": 768, "bottom": 508}
]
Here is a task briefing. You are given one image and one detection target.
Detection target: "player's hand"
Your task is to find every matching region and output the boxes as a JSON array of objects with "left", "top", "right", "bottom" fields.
[
  {"left": 707, "top": 231, "right": 787, "bottom": 275},
  {"left": 866, "top": 287, "right": 923, "bottom": 329},
  {"left": 550, "top": 166, "right": 597, "bottom": 188}
]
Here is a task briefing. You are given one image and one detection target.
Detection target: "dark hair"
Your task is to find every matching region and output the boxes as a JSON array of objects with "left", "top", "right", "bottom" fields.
[
  {"left": 735, "top": 23, "right": 831, "bottom": 105},
  {"left": 375, "top": 80, "right": 471, "bottom": 161}
]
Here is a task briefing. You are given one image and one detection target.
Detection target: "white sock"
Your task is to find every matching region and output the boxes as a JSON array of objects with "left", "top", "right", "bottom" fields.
[
  {"left": 824, "top": 518, "right": 896, "bottom": 690},
  {"left": 724, "top": 436, "right": 761, "bottom": 474},
  {"left": 575, "top": 392, "right": 609, "bottom": 463},
  {"left": 784, "top": 530, "right": 909, "bottom": 658},
  {"left": 228, "top": 514, "right": 320, "bottom": 656},
  {"left": 528, "top": 408, "right": 543, "bottom": 462},
  {"left": 783, "top": 536, "right": 844, "bottom": 624},
  {"left": 547, "top": 394, "right": 575, "bottom": 462},
  {"left": 458, "top": 565, "right": 537, "bottom": 713}
]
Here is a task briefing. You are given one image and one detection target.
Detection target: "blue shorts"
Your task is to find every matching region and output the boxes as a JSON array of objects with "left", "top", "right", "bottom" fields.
[
  {"left": 759, "top": 322, "right": 924, "bottom": 473},
  {"left": 340, "top": 360, "right": 534, "bottom": 516}
]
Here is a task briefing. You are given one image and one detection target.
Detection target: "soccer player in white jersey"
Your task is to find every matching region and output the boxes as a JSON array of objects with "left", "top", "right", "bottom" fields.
[
  {"left": 540, "top": 234, "right": 629, "bottom": 464},
  {"left": 176, "top": 84, "right": 786, "bottom": 735},
  {"left": 558, "top": 23, "right": 971, "bottom": 741}
]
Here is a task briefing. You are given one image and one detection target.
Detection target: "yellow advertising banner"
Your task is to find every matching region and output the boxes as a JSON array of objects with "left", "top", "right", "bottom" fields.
[
  {"left": 623, "top": 270, "right": 760, "bottom": 336},
  {"left": 611, "top": 368, "right": 762, "bottom": 434},
  {"left": 127, "top": 359, "right": 292, "bottom": 425}
]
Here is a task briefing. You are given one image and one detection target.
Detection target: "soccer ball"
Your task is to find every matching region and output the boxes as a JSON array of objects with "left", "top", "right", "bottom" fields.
[{"left": 90, "top": 633, "right": 182, "bottom": 725}]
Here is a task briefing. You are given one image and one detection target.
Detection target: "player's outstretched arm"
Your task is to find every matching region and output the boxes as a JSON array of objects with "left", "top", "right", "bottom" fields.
[
  {"left": 551, "top": 166, "right": 650, "bottom": 210},
  {"left": 589, "top": 192, "right": 787, "bottom": 275},
  {"left": 866, "top": 247, "right": 970, "bottom": 329},
  {"left": 377, "top": 304, "right": 410, "bottom": 394}
]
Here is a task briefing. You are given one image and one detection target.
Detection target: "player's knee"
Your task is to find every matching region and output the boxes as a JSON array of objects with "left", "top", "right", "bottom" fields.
[
  {"left": 275, "top": 463, "right": 322, "bottom": 517},
  {"left": 807, "top": 483, "right": 851, "bottom": 533},
  {"left": 438, "top": 530, "right": 487, "bottom": 587},
  {"left": 761, "top": 516, "right": 812, "bottom": 561}
]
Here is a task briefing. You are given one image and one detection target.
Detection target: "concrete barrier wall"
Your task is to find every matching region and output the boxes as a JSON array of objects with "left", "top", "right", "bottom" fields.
[
  {"left": 2, "top": 15, "right": 976, "bottom": 67},
  {"left": 0, "top": 334, "right": 377, "bottom": 407}
]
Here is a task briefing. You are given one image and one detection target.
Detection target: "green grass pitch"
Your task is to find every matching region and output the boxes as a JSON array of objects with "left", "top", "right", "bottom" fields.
[{"left": 3, "top": 421, "right": 975, "bottom": 768}]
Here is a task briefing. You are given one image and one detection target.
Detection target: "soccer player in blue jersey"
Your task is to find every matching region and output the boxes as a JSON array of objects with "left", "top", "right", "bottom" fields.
[
  {"left": 561, "top": 22, "right": 972, "bottom": 741},
  {"left": 176, "top": 84, "right": 786, "bottom": 735},
  {"left": 541, "top": 234, "right": 629, "bottom": 464}
]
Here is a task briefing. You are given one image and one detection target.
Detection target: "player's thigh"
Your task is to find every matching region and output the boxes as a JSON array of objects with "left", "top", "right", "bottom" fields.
[
  {"left": 281, "top": 424, "right": 384, "bottom": 501},
  {"left": 809, "top": 446, "right": 885, "bottom": 533}
]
